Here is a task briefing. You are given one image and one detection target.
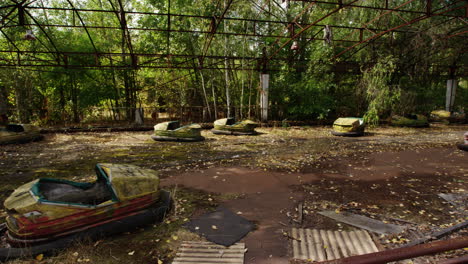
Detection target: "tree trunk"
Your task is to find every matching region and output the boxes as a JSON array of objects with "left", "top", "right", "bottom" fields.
[
  {"left": 70, "top": 72, "right": 80, "bottom": 123},
  {"left": 0, "top": 83, "right": 8, "bottom": 125},
  {"left": 199, "top": 68, "right": 212, "bottom": 120},
  {"left": 248, "top": 69, "right": 253, "bottom": 118},
  {"left": 15, "top": 70, "right": 30, "bottom": 123},
  {"left": 211, "top": 78, "right": 217, "bottom": 119}
]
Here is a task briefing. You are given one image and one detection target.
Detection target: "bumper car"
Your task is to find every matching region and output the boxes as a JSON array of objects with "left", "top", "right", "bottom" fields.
[
  {"left": 151, "top": 121, "right": 204, "bottom": 142},
  {"left": 0, "top": 124, "right": 43, "bottom": 145},
  {"left": 0, "top": 163, "right": 171, "bottom": 261},
  {"left": 391, "top": 114, "right": 429, "bottom": 128},
  {"left": 211, "top": 118, "right": 258, "bottom": 135},
  {"left": 331, "top": 117, "right": 365, "bottom": 137},
  {"left": 430, "top": 110, "right": 466, "bottom": 123},
  {"left": 457, "top": 132, "right": 468, "bottom": 151}
]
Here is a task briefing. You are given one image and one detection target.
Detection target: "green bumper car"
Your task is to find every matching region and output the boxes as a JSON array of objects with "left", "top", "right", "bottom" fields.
[
  {"left": 391, "top": 114, "right": 429, "bottom": 128},
  {"left": 430, "top": 110, "right": 466, "bottom": 123},
  {"left": 211, "top": 118, "right": 258, "bottom": 135},
  {"left": 151, "top": 121, "right": 204, "bottom": 142},
  {"left": 0, "top": 124, "right": 43, "bottom": 145},
  {"left": 331, "top": 117, "right": 365, "bottom": 137}
]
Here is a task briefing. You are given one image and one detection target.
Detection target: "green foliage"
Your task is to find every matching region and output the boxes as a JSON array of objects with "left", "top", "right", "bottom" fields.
[
  {"left": 0, "top": 0, "right": 465, "bottom": 124},
  {"left": 360, "top": 56, "right": 400, "bottom": 126}
]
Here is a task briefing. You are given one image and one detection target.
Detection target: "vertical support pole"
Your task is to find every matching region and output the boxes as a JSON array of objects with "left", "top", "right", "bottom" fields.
[
  {"left": 260, "top": 73, "right": 269, "bottom": 122},
  {"left": 446, "top": 80, "right": 457, "bottom": 112},
  {"left": 446, "top": 66, "right": 457, "bottom": 112}
]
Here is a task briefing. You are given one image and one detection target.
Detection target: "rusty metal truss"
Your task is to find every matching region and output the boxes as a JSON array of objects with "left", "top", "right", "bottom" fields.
[{"left": 0, "top": 0, "right": 466, "bottom": 72}]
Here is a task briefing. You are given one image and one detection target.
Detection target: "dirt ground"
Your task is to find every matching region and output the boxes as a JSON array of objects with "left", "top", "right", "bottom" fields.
[{"left": 0, "top": 124, "right": 467, "bottom": 264}]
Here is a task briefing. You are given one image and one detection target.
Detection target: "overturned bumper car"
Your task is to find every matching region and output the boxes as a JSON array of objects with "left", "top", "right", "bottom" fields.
[
  {"left": 391, "top": 114, "right": 429, "bottom": 128},
  {"left": 457, "top": 132, "right": 468, "bottom": 151},
  {"left": 211, "top": 118, "right": 258, "bottom": 135},
  {"left": 0, "top": 163, "right": 171, "bottom": 261},
  {"left": 0, "top": 124, "right": 43, "bottom": 145},
  {"left": 151, "top": 121, "right": 204, "bottom": 142},
  {"left": 331, "top": 117, "right": 365, "bottom": 137}
]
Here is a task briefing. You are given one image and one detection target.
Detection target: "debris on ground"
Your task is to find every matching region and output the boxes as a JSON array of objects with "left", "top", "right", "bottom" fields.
[
  {"left": 318, "top": 211, "right": 406, "bottom": 235},
  {"left": 184, "top": 207, "right": 254, "bottom": 246},
  {"left": 291, "top": 228, "right": 378, "bottom": 261},
  {"left": 172, "top": 241, "right": 246, "bottom": 264}
]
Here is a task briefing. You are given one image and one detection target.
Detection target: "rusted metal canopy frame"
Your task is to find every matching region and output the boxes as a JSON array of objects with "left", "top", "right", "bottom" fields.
[
  {"left": 4, "top": 4, "right": 465, "bottom": 39},
  {"left": 340, "top": 10, "right": 463, "bottom": 61},
  {"left": 1, "top": 1, "right": 62, "bottom": 64},
  {"left": 10, "top": 4, "right": 461, "bottom": 41},
  {"left": 0, "top": 0, "right": 465, "bottom": 70},
  {"left": 199, "top": 0, "right": 233, "bottom": 68},
  {"left": 266, "top": 0, "right": 361, "bottom": 62},
  {"left": 0, "top": 2, "right": 23, "bottom": 27},
  {"left": 6, "top": 6, "right": 462, "bottom": 64},
  {"left": 339, "top": 0, "right": 417, "bottom": 43},
  {"left": 64, "top": 0, "right": 98, "bottom": 54},
  {"left": 21, "top": 5, "right": 441, "bottom": 35},
  {"left": 333, "top": 0, "right": 467, "bottom": 59},
  {"left": 311, "top": 236, "right": 468, "bottom": 264},
  {"left": 22, "top": 8, "right": 63, "bottom": 64},
  {"left": 1, "top": 22, "right": 382, "bottom": 44},
  {"left": 292, "top": 0, "right": 463, "bottom": 18},
  {"left": 106, "top": 0, "right": 136, "bottom": 68}
]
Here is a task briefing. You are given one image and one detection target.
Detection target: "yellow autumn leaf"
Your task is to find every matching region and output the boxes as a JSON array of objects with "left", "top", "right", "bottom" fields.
[{"left": 36, "top": 254, "right": 44, "bottom": 261}]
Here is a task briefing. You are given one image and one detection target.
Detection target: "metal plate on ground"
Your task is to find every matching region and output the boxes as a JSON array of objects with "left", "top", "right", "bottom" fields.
[
  {"left": 291, "top": 228, "right": 379, "bottom": 261},
  {"left": 319, "top": 211, "right": 405, "bottom": 235},
  {"left": 438, "top": 193, "right": 468, "bottom": 212},
  {"left": 184, "top": 207, "right": 254, "bottom": 246},
  {"left": 172, "top": 241, "right": 245, "bottom": 264}
]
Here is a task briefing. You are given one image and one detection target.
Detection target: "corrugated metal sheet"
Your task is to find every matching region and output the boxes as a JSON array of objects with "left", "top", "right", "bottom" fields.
[
  {"left": 172, "top": 241, "right": 245, "bottom": 264},
  {"left": 291, "top": 228, "right": 379, "bottom": 261}
]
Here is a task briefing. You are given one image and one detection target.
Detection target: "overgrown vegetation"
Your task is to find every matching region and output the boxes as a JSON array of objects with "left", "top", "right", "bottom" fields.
[{"left": 0, "top": 0, "right": 466, "bottom": 125}]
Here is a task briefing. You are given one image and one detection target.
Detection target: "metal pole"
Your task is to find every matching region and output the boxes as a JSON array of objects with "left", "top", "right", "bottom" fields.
[
  {"left": 314, "top": 236, "right": 468, "bottom": 264},
  {"left": 440, "top": 255, "right": 468, "bottom": 264},
  {"left": 446, "top": 66, "right": 457, "bottom": 112},
  {"left": 260, "top": 73, "right": 269, "bottom": 122}
]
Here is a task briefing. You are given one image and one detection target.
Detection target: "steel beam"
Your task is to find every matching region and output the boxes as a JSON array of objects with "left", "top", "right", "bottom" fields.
[{"left": 314, "top": 236, "right": 468, "bottom": 264}]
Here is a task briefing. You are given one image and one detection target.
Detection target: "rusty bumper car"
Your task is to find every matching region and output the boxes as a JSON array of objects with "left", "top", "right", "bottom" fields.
[
  {"left": 151, "top": 121, "right": 204, "bottom": 142},
  {"left": 331, "top": 117, "right": 365, "bottom": 137},
  {"left": 0, "top": 163, "right": 171, "bottom": 261},
  {"left": 0, "top": 124, "right": 43, "bottom": 145},
  {"left": 211, "top": 118, "right": 258, "bottom": 135}
]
